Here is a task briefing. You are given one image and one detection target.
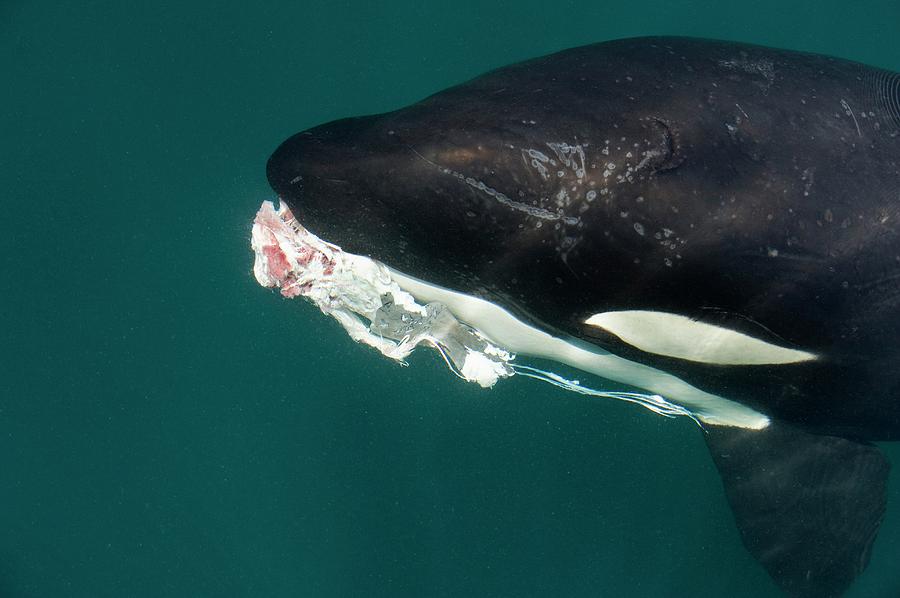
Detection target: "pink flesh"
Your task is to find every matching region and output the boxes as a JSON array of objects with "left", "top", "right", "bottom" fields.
[{"left": 253, "top": 202, "right": 335, "bottom": 299}]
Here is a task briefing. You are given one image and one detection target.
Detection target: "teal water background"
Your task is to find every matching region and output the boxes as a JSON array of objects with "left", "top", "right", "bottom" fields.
[{"left": 4, "top": 1, "right": 900, "bottom": 596}]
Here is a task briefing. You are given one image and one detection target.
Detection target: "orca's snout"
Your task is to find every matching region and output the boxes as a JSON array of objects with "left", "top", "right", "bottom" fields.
[
  {"left": 266, "top": 132, "right": 315, "bottom": 201},
  {"left": 266, "top": 116, "right": 380, "bottom": 202}
]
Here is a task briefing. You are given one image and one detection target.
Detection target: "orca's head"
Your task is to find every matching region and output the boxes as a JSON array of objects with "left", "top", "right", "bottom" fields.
[
  {"left": 266, "top": 113, "right": 576, "bottom": 299},
  {"left": 262, "top": 36, "right": 899, "bottom": 437},
  {"left": 265, "top": 112, "right": 522, "bottom": 293},
  {"left": 265, "top": 93, "right": 683, "bottom": 320}
]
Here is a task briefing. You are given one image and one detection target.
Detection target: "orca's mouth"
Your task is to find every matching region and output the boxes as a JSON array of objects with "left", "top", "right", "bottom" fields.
[
  {"left": 251, "top": 200, "right": 515, "bottom": 388},
  {"left": 250, "top": 200, "right": 762, "bottom": 428}
]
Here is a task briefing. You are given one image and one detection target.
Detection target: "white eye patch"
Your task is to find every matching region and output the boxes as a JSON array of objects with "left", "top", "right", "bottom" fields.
[{"left": 584, "top": 310, "right": 817, "bottom": 365}]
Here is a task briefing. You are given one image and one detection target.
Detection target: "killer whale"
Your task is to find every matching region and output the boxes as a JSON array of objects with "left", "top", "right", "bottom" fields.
[{"left": 263, "top": 37, "right": 900, "bottom": 597}]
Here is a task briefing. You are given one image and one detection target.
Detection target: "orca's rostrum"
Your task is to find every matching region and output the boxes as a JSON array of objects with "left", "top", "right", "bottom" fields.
[{"left": 253, "top": 37, "right": 900, "bottom": 597}]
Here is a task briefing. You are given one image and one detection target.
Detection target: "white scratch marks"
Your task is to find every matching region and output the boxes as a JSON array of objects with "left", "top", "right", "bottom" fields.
[
  {"left": 841, "top": 99, "right": 862, "bottom": 138},
  {"left": 546, "top": 142, "right": 587, "bottom": 180},
  {"left": 409, "top": 145, "right": 578, "bottom": 225}
]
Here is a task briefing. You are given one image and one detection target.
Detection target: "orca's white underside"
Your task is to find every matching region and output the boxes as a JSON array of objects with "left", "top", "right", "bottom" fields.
[{"left": 387, "top": 268, "right": 769, "bottom": 429}]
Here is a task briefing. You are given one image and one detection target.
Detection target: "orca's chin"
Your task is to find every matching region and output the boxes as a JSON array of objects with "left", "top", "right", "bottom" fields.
[{"left": 250, "top": 199, "right": 768, "bottom": 430}]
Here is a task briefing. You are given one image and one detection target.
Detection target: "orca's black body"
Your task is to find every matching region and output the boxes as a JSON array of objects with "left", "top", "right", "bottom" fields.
[{"left": 266, "top": 37, "right": 900, "bottom": 596}]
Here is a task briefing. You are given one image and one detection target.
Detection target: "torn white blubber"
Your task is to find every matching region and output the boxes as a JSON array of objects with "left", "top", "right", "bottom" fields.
[
  {"left": 250, "top": 200, "right": 698, "bottom": 422},
  {"left": 251, "top": 200, "right": 513, "bottom": 388}
]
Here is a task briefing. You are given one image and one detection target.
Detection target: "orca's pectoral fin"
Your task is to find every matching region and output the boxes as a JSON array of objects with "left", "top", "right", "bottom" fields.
[{"left": 704, "top": 421, "right": 890, "bottom": 598}]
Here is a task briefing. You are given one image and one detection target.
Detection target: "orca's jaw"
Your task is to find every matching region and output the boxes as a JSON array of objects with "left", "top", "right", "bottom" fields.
[{"left": 251, "top": 199, "right": 769, "bottom": 430}]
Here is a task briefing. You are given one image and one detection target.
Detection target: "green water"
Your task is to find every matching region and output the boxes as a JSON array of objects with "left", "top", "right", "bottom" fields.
[{"left": 4, "top": 1, "right": 900, "bottom": 596}]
